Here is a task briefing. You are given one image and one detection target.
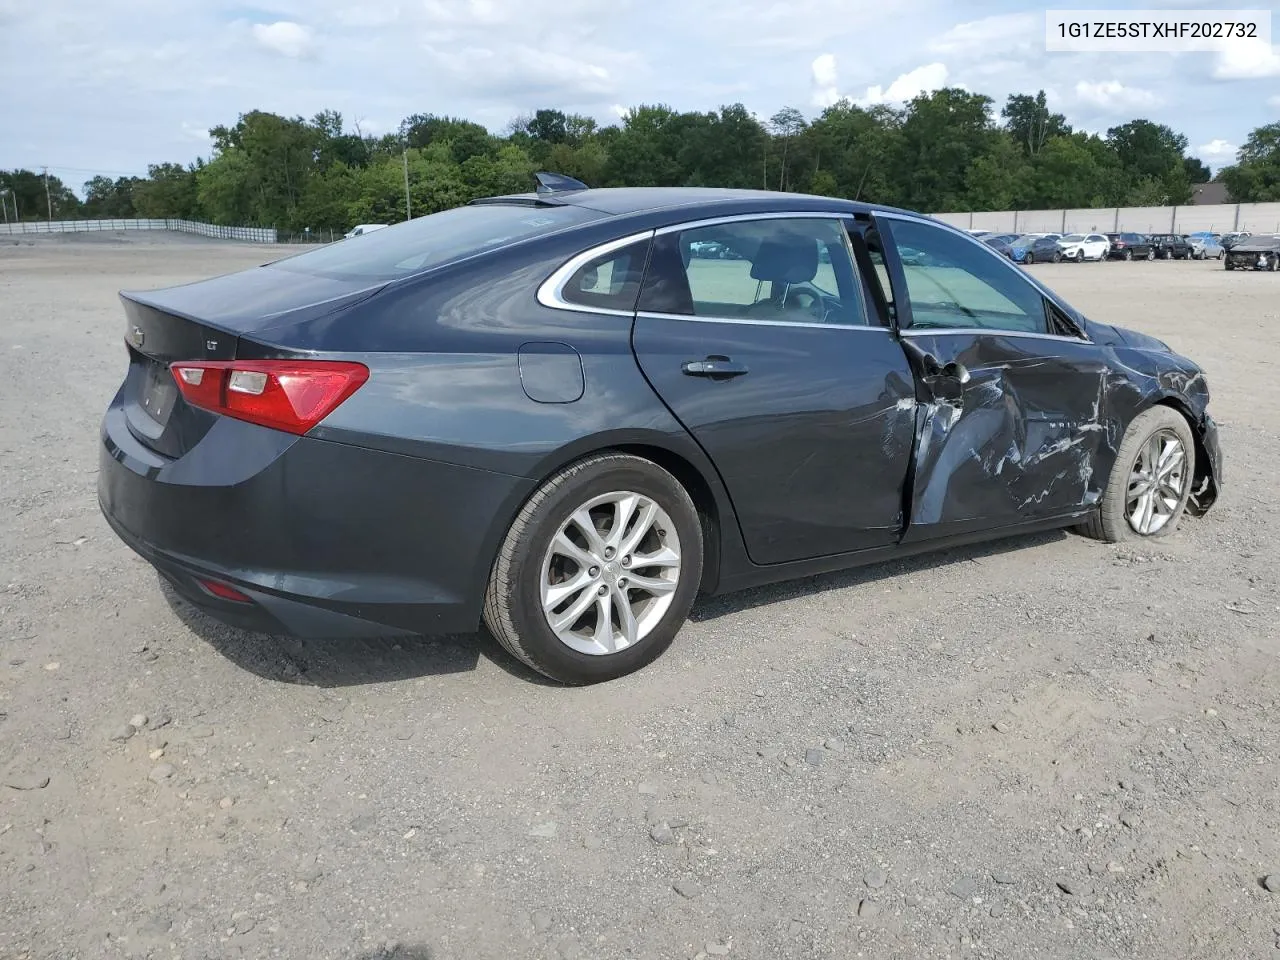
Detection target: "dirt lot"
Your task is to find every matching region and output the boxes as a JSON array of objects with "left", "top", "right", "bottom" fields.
[{"left": 0, "top": 233, "right": 1277, "bottom": 960}]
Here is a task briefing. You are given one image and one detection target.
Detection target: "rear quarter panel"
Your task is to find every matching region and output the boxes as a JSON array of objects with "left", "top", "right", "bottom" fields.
[{"left": 269, "top": 224, "right": 745, "bottom": 593}]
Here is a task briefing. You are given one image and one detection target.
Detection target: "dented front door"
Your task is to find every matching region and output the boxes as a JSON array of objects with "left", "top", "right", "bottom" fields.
[
  {"left": 898, "top": 330, "right": 1108, "bottom": 541},
  {"left": 874, "top": 214, "right": 1108, "bottom": 542}
]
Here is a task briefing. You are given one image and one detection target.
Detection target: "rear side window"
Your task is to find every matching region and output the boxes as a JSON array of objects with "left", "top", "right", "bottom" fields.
[
  {"left": 561, "top": 239, "right": 650, "bottom": 312},
  {"left": 269, "top": 203, "right": 606, "bottom": 281},
  {"left": 638, "top": 217, "right": 869, "bottom": 326}
]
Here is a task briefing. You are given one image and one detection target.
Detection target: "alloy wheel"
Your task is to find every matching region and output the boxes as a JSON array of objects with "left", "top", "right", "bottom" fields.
[
  {"left": 1125, "top": 430, "right": 1187, "bottom": 535},
  {"left": 539, "top": 491, "right": 683, "bottom": 655}
]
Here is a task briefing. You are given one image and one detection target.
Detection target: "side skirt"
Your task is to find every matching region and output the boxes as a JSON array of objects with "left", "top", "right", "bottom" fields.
[{"left": 711, "top": 511, "right": 1092, "bottom": 596}]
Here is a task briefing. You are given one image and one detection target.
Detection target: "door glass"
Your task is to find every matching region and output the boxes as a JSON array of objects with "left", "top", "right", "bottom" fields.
[
  {"left": 885, "top": 219, "right": 1048, "bottom": 334},
  {"left": 560, "top": 239, "right": 650, "bottom": 311},
  {"left": 639, "top": 218, "right": 869, "bottom": 326}
]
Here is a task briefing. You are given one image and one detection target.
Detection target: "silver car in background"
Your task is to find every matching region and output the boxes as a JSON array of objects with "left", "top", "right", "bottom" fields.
[{"left": 1186, "top": 234, "right": 1224, "bottom": 260}]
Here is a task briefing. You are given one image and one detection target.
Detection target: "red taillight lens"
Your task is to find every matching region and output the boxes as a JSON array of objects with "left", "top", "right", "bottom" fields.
[
  {"left": 198, "top": 579, "right": 252, "bottom": 603},
  {"left": 170, "top": 360, "right": 368, "bottom": 435}
]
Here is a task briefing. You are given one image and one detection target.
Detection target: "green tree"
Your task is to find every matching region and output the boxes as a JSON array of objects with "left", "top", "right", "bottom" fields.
[
  {"left": 898, "top": 88, "right": 1000, "bottom": 211},
  {"left": 1106, "top": 119, "right": 1193, "bottom": 204},
  {"left": 133, "top": 163, "right": 198, "bottom": 218},
  {"left": 1001, "top": 91, "right": 1071, "bottom": 156}
]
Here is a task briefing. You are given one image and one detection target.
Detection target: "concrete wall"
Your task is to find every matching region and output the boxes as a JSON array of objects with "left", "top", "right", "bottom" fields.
[
  {"left": 1, "top": 218, "right": 278, "bottom": 243},
  {"left": 933, "top": 203, "right": 1280, "bottom": 235}
]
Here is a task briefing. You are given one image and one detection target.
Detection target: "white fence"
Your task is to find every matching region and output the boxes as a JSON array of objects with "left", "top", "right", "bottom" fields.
[
  {"left": 930, "top": 202, "right": 1280, "bottom": 236},
  {"left": 1, "top": 218, "right": 277, "bottom": 243}
]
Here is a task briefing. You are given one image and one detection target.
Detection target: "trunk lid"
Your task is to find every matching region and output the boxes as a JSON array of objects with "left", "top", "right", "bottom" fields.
[{"left": 117, "top": 264, "right": 387, "bottom": 459}]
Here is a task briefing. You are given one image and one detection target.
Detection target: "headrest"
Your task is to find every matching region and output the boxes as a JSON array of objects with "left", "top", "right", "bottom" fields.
[{"left": 750, "top": 236, "right": 818, "bottom": 284}]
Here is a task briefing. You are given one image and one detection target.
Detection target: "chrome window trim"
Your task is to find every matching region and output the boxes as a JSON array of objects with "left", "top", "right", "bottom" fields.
[
  {"left": 872, "top": 210, "right": 1092, "bottom": 342},
  {"left": 899, "top": 327, "right": 1091, "bottom": 344},
  {"left": 636, "top": 310, "right": 890, "bottom": 332},
  {"left": 536, "top": 228, "right": 656, "bottom": 317},
  {"left": 651, "top": 210, "right": 852, "bottom": 237}
]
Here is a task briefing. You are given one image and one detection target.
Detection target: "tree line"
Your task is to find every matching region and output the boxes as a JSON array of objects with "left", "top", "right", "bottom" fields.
[{"left": 4, "top": 88, "right": 1278, "bottom": 233}]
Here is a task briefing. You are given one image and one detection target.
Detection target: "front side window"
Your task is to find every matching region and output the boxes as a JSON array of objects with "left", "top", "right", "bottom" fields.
[
  {"left": 884, "top": 219, "right": 1048, "bottom": 334},
  {"left": 637, "top": 217, "right": 869, "bottom": 326}
]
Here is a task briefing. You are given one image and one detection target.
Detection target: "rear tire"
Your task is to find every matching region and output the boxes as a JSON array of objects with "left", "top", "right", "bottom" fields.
[
  {"left": 482, "top": 452, "right": 704, "bottom": 685},
  {"left": 1077, "top": 407, "right": 1195, "bottom": 544}
]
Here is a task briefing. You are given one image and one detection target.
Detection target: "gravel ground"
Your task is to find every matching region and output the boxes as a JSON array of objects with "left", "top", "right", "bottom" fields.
[{"left": 0, "top": 233, "right": 1277, "bottom": 960}]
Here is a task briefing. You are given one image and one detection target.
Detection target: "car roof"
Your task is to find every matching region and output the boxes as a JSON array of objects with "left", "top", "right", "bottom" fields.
[{"left": 475, "top": 185, "right": 908, "bottom": 220}]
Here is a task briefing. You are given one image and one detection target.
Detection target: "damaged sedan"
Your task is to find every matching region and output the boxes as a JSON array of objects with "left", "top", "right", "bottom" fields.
[
  {"left": 1224, "top": 234, "right": 1280, "bottom": 271},
  {"left": 98, "top": 178, "right": 1223, "bottom": 685}
]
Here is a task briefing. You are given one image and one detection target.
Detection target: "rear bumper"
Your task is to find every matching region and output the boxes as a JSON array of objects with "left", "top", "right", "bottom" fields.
[{"left": 98, "top": 401, "right": 532, "bottom": 638}]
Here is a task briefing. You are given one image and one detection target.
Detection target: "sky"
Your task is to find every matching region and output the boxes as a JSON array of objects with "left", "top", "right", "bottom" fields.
[{"left": 3, "top": 0, "right": 1280, "bottom": 191}]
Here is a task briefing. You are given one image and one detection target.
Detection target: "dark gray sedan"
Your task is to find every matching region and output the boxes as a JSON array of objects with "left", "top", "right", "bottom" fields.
[{"left": 98, "top": 177, "right": 1223, "bottom": 684}]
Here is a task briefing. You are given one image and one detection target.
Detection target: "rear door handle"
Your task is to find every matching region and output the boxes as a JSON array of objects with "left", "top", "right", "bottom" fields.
[{"left": 682, "top": 357, "right": 749, "bottom": 379}]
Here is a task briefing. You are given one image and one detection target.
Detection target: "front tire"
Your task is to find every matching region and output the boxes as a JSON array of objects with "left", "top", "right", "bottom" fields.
[
  {"left": 1146, "top": 248, "right": 1156, "bottom": 261},
  {"left": 1078, "top": 407, "right": 1195, "bottom": 543},
  {"left": 1124, "top": 249, "right": 1134, "bottom": 261},
  {"left": 483, "top": 452, "right": 704, "bottom": 684},
  {"left": 1024, "top": 252, "right": 1034, "bottom": 264}
]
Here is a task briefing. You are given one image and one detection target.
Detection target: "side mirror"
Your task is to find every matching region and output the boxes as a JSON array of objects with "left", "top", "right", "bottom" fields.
[{"left": 942, "top": 360, "right": 971, "bottom": 384}]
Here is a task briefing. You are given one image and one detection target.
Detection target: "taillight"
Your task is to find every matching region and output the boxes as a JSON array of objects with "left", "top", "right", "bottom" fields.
[
  {"left": 198, "top": 578, "right": 252, "bottom": 603},
  {"left": 170, "top": 359, "right": 368, "bottom": 435}
]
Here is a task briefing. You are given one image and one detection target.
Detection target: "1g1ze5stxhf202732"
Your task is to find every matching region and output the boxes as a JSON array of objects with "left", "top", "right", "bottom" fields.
[{"left": 1046, "top": 9, "right": 1270, "bottom": 52}]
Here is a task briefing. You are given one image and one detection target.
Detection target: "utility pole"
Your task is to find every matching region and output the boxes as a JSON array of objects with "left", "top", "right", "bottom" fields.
[
  {"left": 42, "top": 167, "right": 52, "bottom": 222},
  {"left": 402, "top": 146, "right": 412, "bottom": 221}
]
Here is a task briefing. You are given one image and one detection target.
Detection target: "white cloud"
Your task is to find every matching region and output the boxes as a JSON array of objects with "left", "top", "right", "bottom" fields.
[
  {"left": 179, "top": 121, "right": 210, "bottom": 143},
  {"left": 929, "top": 13, "right": 1037, "bottom": 57},
  {"left": 251, "top": 21, "right": 313, "bottom": 59},
  {"left": 1214, "top": 38, "right": 1280, "bottom": 79},
  {"left": 856, "top": 62, "right": 949, "bottom": 106},
  {"left": 424, "top": 44, "right": 621, "bottom": 99},
  {"left": 1073, "top": 80, "right": 1159, "bottom": 112},
  {"left": 811, "top": 53, "right": 839, "bottom": 108},
  {"left": 1196, "top": 139, "right": 1238, "bottom": 163}
]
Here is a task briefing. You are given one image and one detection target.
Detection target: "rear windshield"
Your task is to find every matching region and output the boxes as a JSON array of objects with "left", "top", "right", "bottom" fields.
[{"left": 268, "top": 203, "right": 606, "bottom": 281}]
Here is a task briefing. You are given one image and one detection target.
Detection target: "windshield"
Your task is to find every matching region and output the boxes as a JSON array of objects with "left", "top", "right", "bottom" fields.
[
  {"left": 1014, "top": 235, "right": 1040, "bottom": 245},
  {"left": 1061, "top": 234, "right": 1085, "bottom": 242},
  {"left": 268, "top": 202, "right": 607, "bottom": 280}
]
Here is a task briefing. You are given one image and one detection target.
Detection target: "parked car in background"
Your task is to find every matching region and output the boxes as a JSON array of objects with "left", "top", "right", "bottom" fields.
[
  {"left": 1009, "top": 234, "right": 1060, "bottom": 263},
  {"left": 1225, "top": 234, "right": 1280, "bottom": 271},
  {"left": 1185, "top": 235, "right": 1224, "bottom": 260},
  {"left": 983, "top": 235, "right": 1014, "bottom": 258},
  {"left": 1017, "top": 236, "right": 1068, "bottom": 264},
  {"left": 94, "top": 177, "right": 1222, "bottom": 684},
  {"left": 1056, "top": 233, "right": 1110, "bottom": 262},
  {"left": 1220, "top": 232, "right": 1252, "bottom": 250},
  {"left": 1106, "top": 233, "right": 1155, "bottom": 261},
  {"left": 1149, "top": 234, "right": 1193, "bottom": 260}
]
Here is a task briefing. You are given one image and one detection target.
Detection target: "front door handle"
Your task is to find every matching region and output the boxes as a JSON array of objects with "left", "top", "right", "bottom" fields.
[{"left": 682, "top": 356, "right": 749, "bottom": 379}]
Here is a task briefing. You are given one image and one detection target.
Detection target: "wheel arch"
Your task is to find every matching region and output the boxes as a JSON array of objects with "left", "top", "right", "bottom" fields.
[
  {"left": 514, "top": 432, "right": 738, "bottom": 595},
  {"left": 1145, "top": 393, "right": 1218, "bottom": 515}
]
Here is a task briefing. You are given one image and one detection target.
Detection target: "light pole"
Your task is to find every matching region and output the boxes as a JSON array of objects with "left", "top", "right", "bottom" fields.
[
  {"left": 42, "top": 166, "right": 52, "bottom": 222},
  {"left": 402, "top": 143, "right": 412, "bottom": 222}
]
